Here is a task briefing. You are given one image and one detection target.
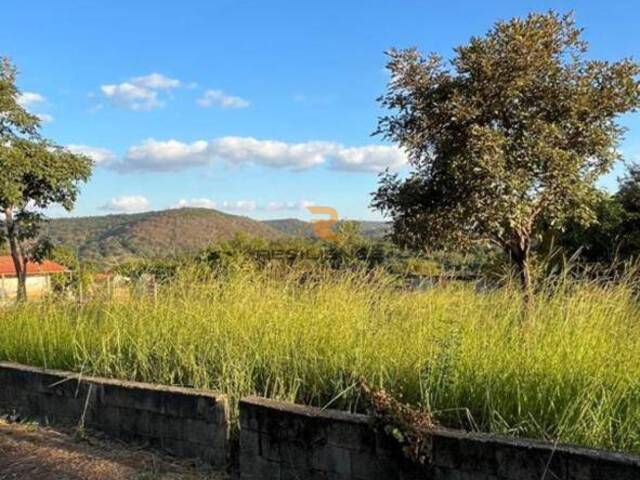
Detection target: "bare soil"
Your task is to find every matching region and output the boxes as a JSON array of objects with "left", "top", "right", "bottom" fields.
[{"left": 0, "top": 418, "right": 229, "bottom": 480}]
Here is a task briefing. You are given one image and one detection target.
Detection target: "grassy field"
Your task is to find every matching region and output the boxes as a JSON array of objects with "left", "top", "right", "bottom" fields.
[{"left": 1, "top": 264, "right": 639, "bottom": 454}]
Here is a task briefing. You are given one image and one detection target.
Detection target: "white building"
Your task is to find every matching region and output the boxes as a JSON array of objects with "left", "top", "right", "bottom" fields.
[{"left": 0, "top": 256, "right": 67, "bottom": 301}]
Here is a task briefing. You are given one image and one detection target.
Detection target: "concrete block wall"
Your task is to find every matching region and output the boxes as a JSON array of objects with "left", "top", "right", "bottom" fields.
[
  {"left": 239, "top": 395, "right": 425, "bottom": 479},
  {"left": 2, "top": 362, "right": 640, "bottom": 478},
  {"left": 0, "top": 362, "right": 229, "bottom": 467},
  {"left": 239, "top": 396, "right": 640, "bottom": 480}
]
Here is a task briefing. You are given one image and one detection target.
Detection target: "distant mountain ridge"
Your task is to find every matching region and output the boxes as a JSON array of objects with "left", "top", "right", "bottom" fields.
[
  {"left": 44, "top": 208, "right": 283, "bottom": 264},
  {"left": 43, "top": 208, "right": 391, "bottom": 264}
]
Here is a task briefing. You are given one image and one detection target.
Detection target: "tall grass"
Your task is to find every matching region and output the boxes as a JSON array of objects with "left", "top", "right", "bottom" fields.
[{"left": 1, "top": 263, "right": 639, "bottom": 453}]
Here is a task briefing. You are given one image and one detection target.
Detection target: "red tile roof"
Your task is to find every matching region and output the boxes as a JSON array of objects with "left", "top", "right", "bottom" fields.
[{"left": 0, "top": 256, "right": 67, "bottom": 277}]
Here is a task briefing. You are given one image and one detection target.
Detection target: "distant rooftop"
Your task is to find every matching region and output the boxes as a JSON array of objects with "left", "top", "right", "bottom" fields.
[{"left": 0, "top": 256, "right": 66, "bottom": 277}]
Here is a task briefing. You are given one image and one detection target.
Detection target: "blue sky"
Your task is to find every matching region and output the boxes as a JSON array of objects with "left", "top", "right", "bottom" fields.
[{"left": 3, "top": 0, "right": 639, "bottom": 221}]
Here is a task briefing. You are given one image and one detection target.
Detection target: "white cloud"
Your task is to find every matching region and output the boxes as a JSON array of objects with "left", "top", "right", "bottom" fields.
[
  {"left": 210, "top": 137, "right": 333, "bottom": 169},
  {"left": 100, "top": 82, "right": 161, "bottom": 111},
  {"left": 17, "top": 92, "right": 45, "bottom": 107},
  {"left": 174, "top": 198, "right": 311, "bottom": 212},
  {"left": 122, "top": 139, "right": 210, "bottom": 172},
  {"left": 265, "top": 200, "right": 315, "bottom": 211},
  {"left": 111, "top": 137, "right": 407, "bottom": 173},
  {"left": 100, "top": 195, "right": 150, "bottom": 213},
  {"left": 221, "top": 200, "right": 256, "bottom": 211},
  {"left": 328, "top": 145, "right": 407, "bottom": 172},
  {"left": 174, "top": 198, "right": 218, "bottom": 209},
  {"left": 174, "top": 198, "right": 255, "bottom": 211},
  {"left": 100, "top": 73, "right": 180, "bottom": 111},
  {"left": 197, "top": 89, "right": 250, "bottom": 109},
  {"left": 36, "top": 113, "right": 54, "bottom": 123},
  {"left": 66, "top": 144, "right": 117, "bottom": 166},
  {"left": 131, "top": 73, "right": 181, "bottom": 90}
]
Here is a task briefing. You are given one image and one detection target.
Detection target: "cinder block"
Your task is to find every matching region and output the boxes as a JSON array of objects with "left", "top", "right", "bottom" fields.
[
  {"left": 351, "top": 450, "right": 398, "bottom": 479},
  {"left": 37, "top": 393, "right": 84, "bottom": 422},
  {"left": 310, "top": 445, "right": 351, "bottom": 476},
  {"left": 327, "top": 421, "right": 373, "bottom": 451},
  {"left": 432, "top": 431, "right": 499, "bottom": 474},
  {"left": 196, "top": 395, "right": 225, "bottom": 423},
  {"left": 430, "top": 466, "right": 501, "bottom": 480},
  {"left": 494, "top": 442, "right": 567, "bottom": 479},
  {"left": 281, "top": 465, "right": 333, "bottom": 480},
  {"left": 240, "top": 456, "right": 282, "bottom": 480},
  {"left": 91, "top": 405, "right": 122, "bottom": 433},
  {"left": 240, "top": 428, "right": 262, "bottom": 460},
  {"left": 566, "top": 449, "right": 640, "bottom": 480},
  {"left": 279, "top": 440, "right": 313, "bottom": 468}
]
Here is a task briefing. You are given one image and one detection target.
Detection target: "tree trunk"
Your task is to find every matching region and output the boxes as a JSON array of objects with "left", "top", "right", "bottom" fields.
[
  {"left": 3, "top": 208, "right": 27, "bottom": 301},
  {"left": 509, "top": 236, "right": 533, "bottom": 309}
]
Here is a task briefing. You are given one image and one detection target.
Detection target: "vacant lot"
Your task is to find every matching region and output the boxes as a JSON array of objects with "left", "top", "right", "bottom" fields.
[{"left": 1, "top": 265, "right": 639, "bottom": 454}]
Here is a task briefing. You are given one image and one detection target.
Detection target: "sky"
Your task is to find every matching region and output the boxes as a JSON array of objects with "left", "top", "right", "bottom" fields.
[{"left": 2, "top": 0, "right": 640, "bottom": 221}]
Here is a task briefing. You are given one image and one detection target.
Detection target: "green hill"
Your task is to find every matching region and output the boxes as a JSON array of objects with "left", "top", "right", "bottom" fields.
[
  {"left": 44, "top": 208, "right": 283, "bottom": 264},
  {"left": 41, "top": 209, "right": 391, "bottom": 265},
  {"left": 262, "top": 219, "right": 315, "bottom": 237}
]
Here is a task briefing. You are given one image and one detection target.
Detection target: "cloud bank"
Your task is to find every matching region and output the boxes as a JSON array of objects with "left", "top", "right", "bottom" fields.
[
  {"left": 100, "top": 195, "right": 151, "bottom": 213},
  {"left": 174, "top": 198, "right": 313, "bottom": 212},
  {"left": 112, "top": 137, "right": 407, "bottom": 173},
  {"left": 68, "top": 136, "right": 407, "bottom": 174}
]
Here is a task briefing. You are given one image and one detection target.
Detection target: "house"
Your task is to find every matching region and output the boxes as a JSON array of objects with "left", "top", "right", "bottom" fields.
[{"left": 0, "top": 256, "right": 67, "bottom": 301}]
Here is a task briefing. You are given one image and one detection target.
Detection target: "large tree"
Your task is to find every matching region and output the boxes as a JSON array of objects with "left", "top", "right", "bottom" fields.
[
  {"left": 373, "top": 12, "right": 640, "bottom": 296},
  {"left": 0, "top": 58, "right": 92, "bottom": 300}
]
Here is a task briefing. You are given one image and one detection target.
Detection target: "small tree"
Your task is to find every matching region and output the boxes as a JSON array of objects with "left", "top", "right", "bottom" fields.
[
  {"left": 0, "top": 59, "right": 92, "bottom": 300},
  {"left": 615, "top": 164, "right": 640, "bottom": 258},
  {"left": 373, "top": 12, "right": 640, "bottom": 298}
]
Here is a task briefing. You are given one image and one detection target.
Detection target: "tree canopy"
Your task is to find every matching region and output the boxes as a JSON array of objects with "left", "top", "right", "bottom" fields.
[
  {"left": 0, "top": 58, "right": 92, "bottom": 299},
  {"left": 559, "top": 164, "right": 640, "bottom": 263},
  {"left": 372, "top": 11, "right": 640, "bottom": 292}
]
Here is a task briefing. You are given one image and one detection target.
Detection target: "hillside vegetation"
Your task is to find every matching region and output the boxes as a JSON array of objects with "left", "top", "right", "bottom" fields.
[
  {"left": 43, "top": 208, "right": 283, "bottom": 264},
  {"left": 42, "top": 209, "right": 391, "bottom": 264},
  {"left": 263, "top": 218, "right": 390, "bottom": 239}
]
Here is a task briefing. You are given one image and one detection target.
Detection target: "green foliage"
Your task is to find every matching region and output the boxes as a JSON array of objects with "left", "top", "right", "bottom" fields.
[
  {"left": 617, "top": 164, "right": 640, "bottom": 257},
  {"left": 115, "top": 257, "right": 184, "bottom": 283},
  {"left": 557, "top": 164, "right": 640, "bottom": 263},
  {"left": 39, "top": 211, "right": 390, "bottom": 266},
  {"left": 373, "top": 11, "right": 640, "bottom": 291},
  {"left": 0, "top": 58, "right": 92, "bottom": 298},
  {"left": 199, "top": 232, "right": 426, "bottom": 275},
  {"left": 44, "top": 245, "right": 97, "bottom": 296},
  {"left": 557, "top": 191, "right": 625, "bottom": 263},
  {"left": 48, "top": 244, "right": 80, "bottom": 270},
  {"left": 2, "top": 265, "right": 640, "bottom": 453}
]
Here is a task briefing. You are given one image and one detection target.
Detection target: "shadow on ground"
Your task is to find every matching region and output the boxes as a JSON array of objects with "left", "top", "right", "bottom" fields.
[{"left": 0, "top": 418, "right": 229, "bottom": 480}]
